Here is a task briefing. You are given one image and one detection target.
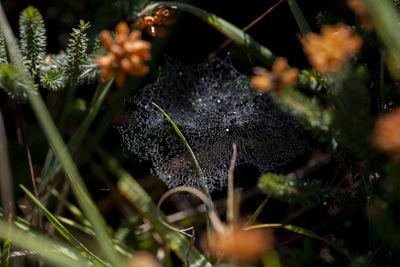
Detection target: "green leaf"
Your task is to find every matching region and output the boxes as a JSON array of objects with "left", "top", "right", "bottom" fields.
[
  {"left": 19, "top": 6, "right": 46, "bottom": 76},
  {"left": 287, "top": 0, "right": 312, "bottom": 36},
  {"left": 258, "top": 173, "right": 364, "bottom": 209},
  {"left": 244, "top": 197, "right": 269, "bottom": 227},
  {"left": 19, "top": 184, "right": 107, "bottom": 267},
  {"left": 98, "top": 149, "right": 213, "bottom": 267},
  {"left": 283, "top": 224, "right": 351, "bottom": 261},
  {"left": 270, "top": 87, "right": 332, "bottom": 141},
  {"left": 139, "top": 1, "right": 275, "bottom": 66},
  {"left": 0, "top": 64, "right": 36, "bottom": 101},
  {"left": 1, "top": 238, "right": 10, "bottom": 267},
  {"left": 38, "top": 79, "right": 114, "bottom": 193},
  {"left": 0, "top": 219, "right": 93, "bottom": 267},
  {"left": 363, "top": 0, "right": 400, "bottom": 80}
]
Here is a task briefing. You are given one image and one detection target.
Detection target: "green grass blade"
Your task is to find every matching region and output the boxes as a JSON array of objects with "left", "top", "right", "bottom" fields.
[
  {"left": 19, "top": 184, "right": 107, "bottom": 267},
  {"left": 283, "top": 224, "right": 351, "bottom": 261},
  {"left": 287, "top": 0, "right": 312, "bottom": 35},
  {"left": 39, "top": 79, "right": 114, "bottom": 193},
  {"left": 140, "top": 1, "right": 275, "bottom": 66},
  {"left": 363, "top": 0, "right": 400, "bottom": 80},
  {"left": 152, "top": 102, "right": 212, "bottom": 204},
  {"left": 0, "top": 219, "right": 93, "bottom": 267},
  {"left": 51, "top": 189, "right": 91, "bottom": 227},
  {"left": 244, "top": 197, "right": 269, "bottom": 227},
  {"left": 1, "top": 238, "right": 10, "bottom": 267},
  {"left": 98, "top": 149, "right": 213, "bottom": 267},
  {"left": 0, "top": 5, "right": 124, "bottom": 265}
]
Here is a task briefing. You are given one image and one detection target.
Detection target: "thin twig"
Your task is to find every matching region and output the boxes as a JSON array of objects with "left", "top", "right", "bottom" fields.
[
  {"left": 16, "top": 102, "right": 42, "bottom": 229},
  {"left": 205, "top": 0, "right": 285, "bottom": 62}
]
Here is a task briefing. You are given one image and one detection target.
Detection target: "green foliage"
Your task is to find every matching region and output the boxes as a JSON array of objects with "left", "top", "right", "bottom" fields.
[
  {"left": 1, "top": 238, "right": 10, "bottom": 267},
  {"left": 258, "top": 173, "right": 365, "bottom": 209},
  {"left": 66, "top": 20, "right": 91, "bottom": 76},
  {"left": 270, "top": 86, "right": 332, "bottom": 142},
  {"left": 0, "top": 64, "right": 36, "bottom": 101},
  {"left": 329, "top": 65, "right": 376, "bottom": 164},
  {"left": 19, "top": 6, "right": 46, "bottom": 76}
]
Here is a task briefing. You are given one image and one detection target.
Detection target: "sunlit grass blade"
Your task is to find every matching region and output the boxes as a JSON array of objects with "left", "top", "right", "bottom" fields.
[
  {"left": 244, "top": 197, "right": 269, "bottom": 227},
  {"left": 152, "top": 102, "right": 212, "bottom": 204},
  {"left": 0, "top": 219, "right": 93, "bottom": 267},
  {"left": 39, "top": 78, "right": 114, "bottom": 193},
  {"left": 98, "top": 149, "right": 213, "bottom": 267},
  {"left": 287, "top": 0, "right": 311, "bottom": 35},
  {"left": 139, "top": 1, "right": 275, "bottom": 66},
  {"left": 363, "top": 0, "right": 400, "bottom": 80},
  {"left": 19, "top": 184, "right": 108, "bottom": 267},
  {"left": 1, "top": 236, "right": 10, "bottom": 267},
  {"left": 51, "top": 188, "right": 91, "bottom": 228},
  {"left": 0, "top": 5, "right": 124, "bottom": 266},
  {"left": 56, "top": 216, "right": 134, "bottom": 257}
]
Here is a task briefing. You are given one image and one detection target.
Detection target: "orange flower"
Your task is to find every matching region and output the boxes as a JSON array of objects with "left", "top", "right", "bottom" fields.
[
  {"left": 372, "top": 108, "right": 400, "bottom": 162},
  {"left": 96, "top": 22, "right": 151, "bottom": 87},
  {"left": 135, "top": 7, "right": 176, "bottom": 37},
  {"left": 251, "top": 57, "right": 299, "bottom": 93},
  {"left": 206, "top": 221, "right": 273, "bottom": 263},
  {"left": 303, "top": 23, "right": 362, "bottom": 73}
]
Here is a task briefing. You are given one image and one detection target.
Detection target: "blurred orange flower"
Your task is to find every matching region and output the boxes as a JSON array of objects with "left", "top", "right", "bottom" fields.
[
  {"left": 251, "top": 57, "right": 299, "bottom": 93},
  {"left": 373, "top": 108, "right": 400, "bottom": 162},
  {"left": 207, "top": 221, "right": 274, "bottom": 263},
  {"left": 125, "top": 251, "right": 161, "bottom": 267},
  {"left": 303, "top": 23, "right": 362, "bottom": 73},
  {"left": 96, "top": 22, "right": 151, "bottom": 87}
]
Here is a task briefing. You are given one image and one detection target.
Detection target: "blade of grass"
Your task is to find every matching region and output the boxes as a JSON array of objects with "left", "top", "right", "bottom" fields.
[
  {"left": 152, "top": 102, "right": 212, "bottom": 205},
  {"left": 19, "top": 184, "right": 107, "bottom": 267},
  {"left": 0, "top": 109, "right": 15, "bottom": 222},
  {"left": 140, "top": 1, "right": 275, "bottom": 66},
  {"left": 245, "top": 223, "right": 351, "bottom": 261},
  {"left": 98, "top": 148, "right": 213, "bottom": 267},
  {"left": 0, "top": 5, "right": 124, "bottom": 266},
  {"left": 244, "top": 197, "right": 269, "bottom": 227},
  {"left": 286, "top": 0, "right": 311, "bottom": 36},
  {"left": 363, "top": 0, "right": 400, "bottom": 80},
  {"left": 0, "top": 219, "right": 93, "bottom": 267},
  {"left": 51, "top": 188, "right": 91, "bottom": 228},
  {"left": 56, "top": 216, "right": 134, "bottom": 257},
  {"left": 38, "top": 79, "right": 114, "bottom": 193}
]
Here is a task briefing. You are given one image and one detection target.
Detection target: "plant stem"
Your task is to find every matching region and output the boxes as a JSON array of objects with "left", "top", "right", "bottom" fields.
[{"left": 16, "top": 102, "right": 42, "bottom": 229}]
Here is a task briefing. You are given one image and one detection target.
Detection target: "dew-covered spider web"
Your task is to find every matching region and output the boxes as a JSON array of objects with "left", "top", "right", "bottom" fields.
[{"left": 117, "top": 57, "right": 309, "bottom": 191}]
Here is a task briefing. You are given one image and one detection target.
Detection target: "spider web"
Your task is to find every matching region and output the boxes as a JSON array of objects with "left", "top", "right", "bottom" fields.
[{"left": 117, "top": 57, "right": 309, "bottom": 191}]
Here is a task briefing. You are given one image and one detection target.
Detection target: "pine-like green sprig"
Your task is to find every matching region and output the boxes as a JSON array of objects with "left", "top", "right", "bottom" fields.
[
  {"left": 0, "top": 31, "right": 7, "bottom": 64},
  {"left": 258, "top": 173, "right": 365, "bottom": 209},
  {"left": 66, "top": 20, "right": 90, "bottom": 77},
  {"left": 19, "top": 6, "right": 46, "bottom": 76},
  {"left": 40, "top": 68, "right": 66, "bottom": 91}
]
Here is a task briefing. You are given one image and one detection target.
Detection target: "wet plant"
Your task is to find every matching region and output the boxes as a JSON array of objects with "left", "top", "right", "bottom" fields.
[{"left": 1, "top": 1, "right": 400, "bottom": 267}]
